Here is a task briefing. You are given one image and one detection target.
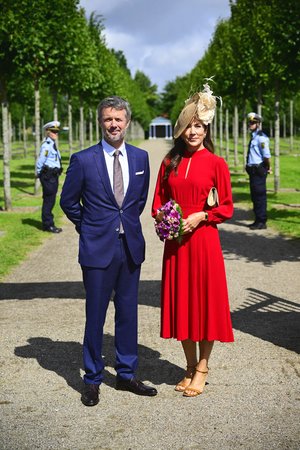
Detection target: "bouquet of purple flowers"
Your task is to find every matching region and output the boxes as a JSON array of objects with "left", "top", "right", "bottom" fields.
[{"left": 154, "top": 199, "right": 183, "bottom": 243}]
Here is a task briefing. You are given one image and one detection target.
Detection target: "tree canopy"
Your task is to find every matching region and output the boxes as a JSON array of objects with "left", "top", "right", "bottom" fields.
[
  {"left": 160, "top": 0, "right": 300, "bottom": 127},
  {"left": 0, "top": 0, "right": 155, "bottom": 129},
  {"left": 1, "top": 0, "right": 299, "bottom": 132}
]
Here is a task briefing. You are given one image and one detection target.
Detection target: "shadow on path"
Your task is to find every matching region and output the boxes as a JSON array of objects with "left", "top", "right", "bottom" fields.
[
  {"left": 0, "top": 281, "right": 85, "bottom": 300},
  {"left": 9, "top": 282, "right": 299, "bottom": 357},
  {"left": 220, "top": 208, "right": 300, "bottom": 266},
  {"left": 14, "top": 333, "right": 182, "bottom": 393},
  {"left": 0, "top": 280, "right": 161, "bottom": 304},
  {"left": 232, "top": 288, "right": 300, "bottom": 354}
]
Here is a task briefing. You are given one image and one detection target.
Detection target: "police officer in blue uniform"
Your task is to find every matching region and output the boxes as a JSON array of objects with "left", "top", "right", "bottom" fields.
[
  {"left": 246, "top": 112, "right": 271, "bottom": 230},
  {"left": 36, "top": 121, "right": 63, "bottom": 233}
]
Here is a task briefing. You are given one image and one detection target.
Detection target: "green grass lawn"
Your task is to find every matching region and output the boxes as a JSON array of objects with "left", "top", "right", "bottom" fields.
[
  {"left": 0, "top": 142, "right": 69, "bottom": 279},
  {"left": 0, "top": 138, "right": 299, "bottom": 279},
  {"left": 228, "top": 139, "right": 300, "bottom": 237}
]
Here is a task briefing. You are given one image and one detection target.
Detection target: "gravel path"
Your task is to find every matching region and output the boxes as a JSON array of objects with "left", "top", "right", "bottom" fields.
[{"left": 1, "top": 140, "right": 299, "bottom": 450}]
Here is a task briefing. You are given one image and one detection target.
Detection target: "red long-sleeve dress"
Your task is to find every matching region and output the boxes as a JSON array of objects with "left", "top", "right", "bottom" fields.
[{"left": 152, "top": 148, "right": 234, "bottom": 342}]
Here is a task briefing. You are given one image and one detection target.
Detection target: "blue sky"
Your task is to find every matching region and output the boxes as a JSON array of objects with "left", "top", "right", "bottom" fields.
[{"left": 79, "top": 0, "right": 231, "bottom": 92}]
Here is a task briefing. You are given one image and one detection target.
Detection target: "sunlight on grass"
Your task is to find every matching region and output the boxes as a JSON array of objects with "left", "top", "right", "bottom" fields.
[{"left": 0, "top": 138, "right": 299, "bottom": 279}]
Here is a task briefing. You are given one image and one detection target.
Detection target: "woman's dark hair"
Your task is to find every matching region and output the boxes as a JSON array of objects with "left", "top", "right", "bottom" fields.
[{"left": 164, "top": 124, "right": 214, "bottom": 179}]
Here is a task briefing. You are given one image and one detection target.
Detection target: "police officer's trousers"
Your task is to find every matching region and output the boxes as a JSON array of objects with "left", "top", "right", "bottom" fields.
[
  {"left": 249, "top": 172, "right": 267, "bottom": 224},
  {"left": 40, "top": 173, "right": 59, "bottom": 228}
]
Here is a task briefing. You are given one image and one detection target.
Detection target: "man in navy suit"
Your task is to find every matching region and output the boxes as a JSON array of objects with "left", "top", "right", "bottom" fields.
[{"left": 60, "top": 96, "right": 157, "bottom": 406}]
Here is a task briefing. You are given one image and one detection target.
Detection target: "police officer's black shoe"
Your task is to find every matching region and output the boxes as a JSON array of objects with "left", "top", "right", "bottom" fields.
[
  {"left": 43, "top": 226, "right": 62, "bottom": 233},
  {"left": 249, "top": 222, "right": 267, "bottom": 230}
]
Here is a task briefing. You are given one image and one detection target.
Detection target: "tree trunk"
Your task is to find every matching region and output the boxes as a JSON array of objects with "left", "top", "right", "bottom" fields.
[
  {"left": 269, "top": 121, "right": 273, "bottom": 138},
  {"left": 34, "top": 82, "right": 41, "bottom": 194},
  {"left": 283, "top": 113, "right": 286, "bottom": 138},
  {"left": 213, "top": 107, "right": 217, "bottom": 141},
  {"left": 53, "top": 91, "right": 58, "bottom": 147},
  {"left": 2, "top": 101, "right": 12, "bottom": 210},
  {"left": 225, "top": 108, "right": 229, "bottom": 162},
  {"left": 23, "top": 115, "right": 27, "bottom": 158},
  {"left": 8, "top": 111, "right": 12, "bottom": 159},
  {"left": 234, "top": 105, "right": 239, "bottom": 166},
  {"left": 257, "top": 86, "right": 262, "bottom": 117},
  {"left": 257, "top": 103, "right": 262, "bottom": 117},
  {"left": 89, "top": 108, "right": 93, "bottom": 146},
  {"left": 289, "top": 100, "right": 293, "bottom": 152},
  {"left": 219, "top": 104, "right": 223, "bottom": 157},
  {"left": 68, "top": 101, "right": 73, "bottom": 157},
  {"left": 274, "top": 101, "right": 280, "bottom": 193},
  {"left": 79, "top": 103, "right": 84, "bottom": 150}
]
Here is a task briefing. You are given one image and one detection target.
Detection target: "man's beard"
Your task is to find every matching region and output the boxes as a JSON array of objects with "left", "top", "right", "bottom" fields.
[{"left": 104, "top": 128, "right": 126, "bottom": 143}]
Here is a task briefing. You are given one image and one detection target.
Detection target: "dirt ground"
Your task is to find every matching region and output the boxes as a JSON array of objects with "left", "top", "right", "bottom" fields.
[{"left": 0, "top": 139, "right": 299, "bottom": 450}]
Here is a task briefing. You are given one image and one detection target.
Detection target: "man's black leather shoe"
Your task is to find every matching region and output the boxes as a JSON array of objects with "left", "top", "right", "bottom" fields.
[
  {"left": 43, "top": 226, "right": 62, "bottom": 233},
  {"left": 81, "top": 384, "right": 100, "bottom": 406},
  {"left": 116, "top": 378, "right": 157, "bottom": 396},
  {"left": 249, "top": 222, "right": 267, "bottom": 230}
]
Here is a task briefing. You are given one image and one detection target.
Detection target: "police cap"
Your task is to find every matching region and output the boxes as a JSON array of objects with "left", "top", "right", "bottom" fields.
[
  {"left": 247, "top": 112, "right": 262, "bottom": 123},
  {"left": 43, "top": 121, "right": 60, "bottom": 132}
]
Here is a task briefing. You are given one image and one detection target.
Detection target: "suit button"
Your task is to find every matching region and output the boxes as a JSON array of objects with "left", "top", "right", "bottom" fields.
[
  {"left": 115, "top": 228, "right": 119, "bottom": 232},
  {"left": 120, "top": 209, "right": 123, "bottom": 213}
]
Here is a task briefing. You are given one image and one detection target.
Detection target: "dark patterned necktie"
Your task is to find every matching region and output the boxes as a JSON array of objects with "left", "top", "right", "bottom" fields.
[
  {"left": 53, "top": 141, "right": 62, "bottom": 169},
  {"left": 113, "top": 149, "right": 124, "bottom": 207}
]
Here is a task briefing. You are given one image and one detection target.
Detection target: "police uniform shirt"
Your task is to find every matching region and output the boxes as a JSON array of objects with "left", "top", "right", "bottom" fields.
[
  {"left": 36, "top": 137, "right": 62, "bottom": 175},
  {"left": 248, "top": 130, "right": 271, "bottom": 165}
]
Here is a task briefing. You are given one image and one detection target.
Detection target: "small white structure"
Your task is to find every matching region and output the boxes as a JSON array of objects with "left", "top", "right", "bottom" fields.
[{"left": 149, "top": 116, "right": 172, "bottom": 139}]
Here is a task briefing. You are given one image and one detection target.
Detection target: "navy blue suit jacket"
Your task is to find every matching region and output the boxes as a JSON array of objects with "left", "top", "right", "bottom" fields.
[{"left": 60, "top": 142, "right": 150, "bottom": 268}]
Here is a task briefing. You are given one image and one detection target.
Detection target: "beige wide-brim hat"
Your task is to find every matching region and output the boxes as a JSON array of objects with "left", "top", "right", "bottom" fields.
[{"left": 174, "top": 83, "right": 217, "bottom": 139}]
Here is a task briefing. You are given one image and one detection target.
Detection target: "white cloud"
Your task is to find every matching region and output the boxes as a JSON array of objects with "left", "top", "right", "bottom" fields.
[
  {"left": 104, "top": 29, "right": 135, "bottom": 49},
  {"left": 105, "top": 29, "right": 210, "bottom": 91},
  {"left": 80, "top": 0, "right": 231, "bottom": 91},
  {"left": 86, "top": 0, "right": 132, "bottom": 16}
]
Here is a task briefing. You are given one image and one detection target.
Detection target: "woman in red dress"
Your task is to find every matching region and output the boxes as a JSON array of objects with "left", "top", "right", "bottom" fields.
[{"left": 152, "top": 84, "right": 234, "bottom": 397}]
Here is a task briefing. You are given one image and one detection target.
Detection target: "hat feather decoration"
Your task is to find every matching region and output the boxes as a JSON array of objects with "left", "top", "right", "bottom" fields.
[{"left": 173, "top": 78, "right": 221, "bottom": 138}]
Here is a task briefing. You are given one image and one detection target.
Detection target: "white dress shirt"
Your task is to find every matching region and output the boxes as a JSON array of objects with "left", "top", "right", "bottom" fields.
[{"left": 101, "top": 139, "right": 129, "bottom": 197}]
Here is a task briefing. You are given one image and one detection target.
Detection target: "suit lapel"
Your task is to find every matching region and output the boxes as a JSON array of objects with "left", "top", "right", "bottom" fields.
[
  {"left": 93, "top": 143, "right": 116, "bottom": 204},
  {"left": 124, "top": 143, "right": 136, "bottom": 204}
]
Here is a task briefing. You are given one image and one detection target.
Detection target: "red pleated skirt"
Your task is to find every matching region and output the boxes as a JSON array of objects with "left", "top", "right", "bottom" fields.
[{"left": 160, "top": 223, "right": 234, "bottom": 342}]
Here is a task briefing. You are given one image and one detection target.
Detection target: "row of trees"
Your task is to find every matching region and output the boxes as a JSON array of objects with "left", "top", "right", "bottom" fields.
[
  {"left": 160, "top": 0, "right": 300, "bottom": 125},
  {"left": 0, "top": 0, "right": 159, "bottom": 209},
  {"left": 158, "top": 0, "right": 300, "bottom": 193},
  {"left": 1, "top": 0, "right": 300, "bottom": 209}
]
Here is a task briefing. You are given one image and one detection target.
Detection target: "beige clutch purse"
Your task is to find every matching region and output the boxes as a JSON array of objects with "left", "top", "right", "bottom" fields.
[{"left": 207, "top": 187, "right": 219, "bottom": 207}]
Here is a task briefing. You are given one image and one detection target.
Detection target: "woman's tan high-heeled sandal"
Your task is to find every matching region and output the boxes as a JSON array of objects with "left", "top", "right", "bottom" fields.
[
  {"left": 174, "top": 365, "right": 195, "bottom": 392},
  {"left": 183, "top": 368, "right": 208, "bottom": 397}
]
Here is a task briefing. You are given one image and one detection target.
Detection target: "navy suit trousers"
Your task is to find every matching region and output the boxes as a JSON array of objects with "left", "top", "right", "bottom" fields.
[{"left": 81, "top": 235, "right": 141, "bottom": 385}]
